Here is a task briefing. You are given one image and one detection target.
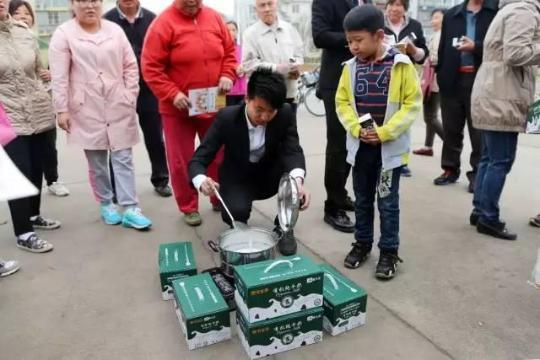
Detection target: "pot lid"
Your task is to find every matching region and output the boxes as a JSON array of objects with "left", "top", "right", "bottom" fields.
[{"left": 277, "top": 174, "right": 300, "bottom": 232}]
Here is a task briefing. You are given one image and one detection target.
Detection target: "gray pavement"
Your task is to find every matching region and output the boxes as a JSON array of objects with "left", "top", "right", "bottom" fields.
[{"left": 1, "top": 106, "right": 539, "bottom": 360}]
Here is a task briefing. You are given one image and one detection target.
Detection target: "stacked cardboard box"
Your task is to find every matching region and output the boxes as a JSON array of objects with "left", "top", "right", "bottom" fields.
[
  {"left": 234, "top": 255, "right": 324, "bottom": 359},
  {"left": 319, "top": 264, "right": 367, "bottom": 336},
  {"left": 158, "top": 242, "right": 197, "bottom": 300},
  {"left": 172, "top": 273, "right": 231, "bottom": 350}
]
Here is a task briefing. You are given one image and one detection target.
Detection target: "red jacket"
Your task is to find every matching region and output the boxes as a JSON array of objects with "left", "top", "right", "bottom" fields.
[{"left": 141, "top": 5, "right": 236, "bottom": 115}]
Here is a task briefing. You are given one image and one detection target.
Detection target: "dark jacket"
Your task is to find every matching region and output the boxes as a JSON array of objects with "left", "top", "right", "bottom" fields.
[
  {"left": 189, "top": 104, "right": 306, "bottom": 185},
  {"left": 384, "top": 16, "right": 429, "bottom": 64},
  {"left": 311, "top": 0, "right": 372, "bottom": 91},
  {"left": 436, "top": 0, "right": 498, "bottom": 97},
  {"left": 103, "top": 7, "right": 158, "bottom": 111}
]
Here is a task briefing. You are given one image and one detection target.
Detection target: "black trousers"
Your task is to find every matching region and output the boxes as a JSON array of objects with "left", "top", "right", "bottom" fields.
[
  {"left": 42, "top": 128, "right": 59, "bottom": 185},
  {"left": 219, "top": 163, "right": 282, "bottom": 226},
  {"left": 111, "top": 108, "right": 169, "bottom": 191},
  {"left": 4, "top": 132, "right": 48, "bottom": 236},
  {"left": 321, "top": 89, "right": 351, "bottom": 214},
  {"left": 440, "top": 73, "right": 481, "bottom": 175}
]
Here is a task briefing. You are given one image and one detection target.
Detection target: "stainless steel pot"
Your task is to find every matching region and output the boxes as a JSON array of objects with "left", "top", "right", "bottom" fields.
[
  {"left": 208, "top": 174, "right": 300, "bottom": 278},
  {"left": 208, "top": 227, "right": 279, "bottom": 278}
]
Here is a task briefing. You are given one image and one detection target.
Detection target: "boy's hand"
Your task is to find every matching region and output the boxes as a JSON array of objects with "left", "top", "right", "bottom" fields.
[{"left": 360, "top": 128, "right": 381, "bottom": 145}]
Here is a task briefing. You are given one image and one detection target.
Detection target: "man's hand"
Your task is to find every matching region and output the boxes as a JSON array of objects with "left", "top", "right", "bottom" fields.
[
  {"left": 276, "top": 63, "right": 291, "bottom": 75},
  {"left": 288, "top": 66, "right": 301, "bottom": 80},
  {"left": 39, "top": 69, "right": 51, "bottom": 82},
  {"left": 457, "top": 36, "right": 475, "bottom": 52},
  {"left": 218, "top": 76, "right": 233, "bottom": 93},
  {"left": 200, "top": 177, "right": 220, "bottom": 197},
  {"left": 295, "top": 178, "right": 311, "bottom": 211},
  {"left": 57, "top": 112, "right": 71, "bottom": 133},
  {"left": 360, "top": 128, "right": 381, "bottom": 145},
  {"left": 173, "top": 91, "right": 191, "bottom": 110}
]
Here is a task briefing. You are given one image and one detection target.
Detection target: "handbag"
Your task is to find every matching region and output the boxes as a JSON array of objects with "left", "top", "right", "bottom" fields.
[
  {"left": 420, "top": 58, "right": 435, "bottom": 102},
  {"left": 0, "top": 102, "right": 16, "bottom": 146}
]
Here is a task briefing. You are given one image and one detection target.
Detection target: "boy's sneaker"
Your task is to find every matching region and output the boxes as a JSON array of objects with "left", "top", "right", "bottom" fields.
[
  {"left": 344, "top": 243, "right": 372, "bottom": 269},
  {"left": 122, "top": 207, "right": 152, "bottom": 230},
  {"left": 401, "top": 166, "right": 412, "bottom": 177},
  {"left": 100, "top": 204, "right": 122, "bottom": 225},
  {"left": 16, "top": 233, "right": 54, "bottom": 253},
  {"left": 0, "top": 259, "right": 21, "bottom": 277},
  {"left": 375, "top": 252, "right": 403, "bottom": 280},
  {"left": 30, "top": 216, "right": 61, "bottom": 230},
  {"left": 48, "top": 181, "right": 70, "bottom": 197}
]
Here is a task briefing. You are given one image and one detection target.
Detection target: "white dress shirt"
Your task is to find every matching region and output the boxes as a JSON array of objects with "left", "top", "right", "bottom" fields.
[
  {"left": 242, "top": 18, "right": 304, "bottom": 100},
  {"left": 192, "top": 107, "right": 305, "bottom": 191}
]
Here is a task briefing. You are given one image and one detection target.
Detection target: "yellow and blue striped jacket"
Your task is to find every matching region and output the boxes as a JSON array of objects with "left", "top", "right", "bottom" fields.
[{"left": 335, "top": 51, "right": 422, "bottom": 170}]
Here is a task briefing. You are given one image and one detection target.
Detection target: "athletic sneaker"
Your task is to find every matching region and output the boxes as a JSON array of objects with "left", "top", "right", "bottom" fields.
[
  {"left": 122, "top": 207, "right": 152, "bottom": 230},
  {"left": 30, "top": 216, "right": 61, "bottom": 230},
  {"left": 16, "top": 233, "right": 54, "bottom": 253},
  {"left": 100, "top": 204, "right": 122, "bottom": 225},
  {"left": 375, "top": 252, "right": 403, "bottom": 280},
  {"left": 344, "top": 243, "right": 372, "bottom": 269},
  {"left": 48, "top": 182, "right": 70, "bottom": 197},
  {"left": 0, "top": 259, "right": 21, "bottom": 277}
]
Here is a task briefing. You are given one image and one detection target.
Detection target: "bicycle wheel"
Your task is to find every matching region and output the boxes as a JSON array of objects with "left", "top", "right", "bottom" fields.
[{"left": 304, "top": 87, "right": 325, "bottom": 117}]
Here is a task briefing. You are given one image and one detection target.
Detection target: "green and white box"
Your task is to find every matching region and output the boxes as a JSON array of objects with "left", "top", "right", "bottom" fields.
[
  {"left": 234, "top": 255, "right": 324, "bottom": 323},
  {"left": 237, "top": 306, "right": 324, "bottom": 359},
  {"left": 172, "top": 273, "right": 231, "bottom": 350},
  {"left": 320, "top": 264, "right": 367, "bottom": 336},
  {"left": 159, "top": 242, "right": 197, "bottom": 300}
]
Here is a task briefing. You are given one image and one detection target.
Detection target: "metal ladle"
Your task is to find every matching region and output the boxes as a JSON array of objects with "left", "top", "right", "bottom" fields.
[{"left": 208, "top": 181, "right": 244, "bottom": 230}]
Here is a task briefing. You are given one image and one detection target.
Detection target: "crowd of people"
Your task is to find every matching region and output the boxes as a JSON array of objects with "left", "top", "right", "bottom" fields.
[{"left": 1, "top": 0, "right": 540, "bottom": 280}]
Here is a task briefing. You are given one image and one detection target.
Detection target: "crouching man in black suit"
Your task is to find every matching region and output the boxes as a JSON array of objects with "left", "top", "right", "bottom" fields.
[{"left": 189, "top": 69, "right": 311, "bottom": 255}]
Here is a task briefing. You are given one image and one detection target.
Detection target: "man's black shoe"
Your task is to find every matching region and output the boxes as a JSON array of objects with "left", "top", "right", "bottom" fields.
[
  {"left": 375, "top": 251, "right": 403, "bottom": 280},
  {"left": 274, "top": 227, "right": 297, "bottom": 256},
  {"left": 433, "top": 170, "right": 459, "bottom": 186},
  {"left": 477, "top": 220, "right": 517, "bottom": 240},
  {"left": 344, "top": 243, "right": 371, "bottom": 269},
  {"left": 324, "top": 210, "right": 355, "bottom": 233},
  {"left": 342, "top": 196, "right": 355, "bottom": 212},
  {"left": 155, "top": 185, "right": 173, "bottom": 197}
]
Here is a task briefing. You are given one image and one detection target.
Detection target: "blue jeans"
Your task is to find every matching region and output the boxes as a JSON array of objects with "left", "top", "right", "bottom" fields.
[
  {"left": 472, "top": 130, "right": 518, "bottom": 224},
  {"left": 353, "top": 142, "right": 401, "bottom": 252}
]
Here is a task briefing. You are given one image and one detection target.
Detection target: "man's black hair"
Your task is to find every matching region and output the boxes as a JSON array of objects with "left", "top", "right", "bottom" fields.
[
  {"left": 246, "top": 68, "right": 287, "bottom": 109},
  {"left": 386, "top": 0, "right": 409, "bottom": 11},
  {"left": 343, "top": 5, "right": 385, "bottom": 34}
]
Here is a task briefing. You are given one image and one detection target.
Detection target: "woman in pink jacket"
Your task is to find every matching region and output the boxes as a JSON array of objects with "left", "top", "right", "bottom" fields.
[{"left": 49, "top": 0, "right": 151, "bottom": 230}]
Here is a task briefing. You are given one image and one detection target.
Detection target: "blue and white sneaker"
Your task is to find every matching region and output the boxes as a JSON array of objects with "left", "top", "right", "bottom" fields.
[
  {"left": 122, "top": 207, "right": 152, "bottom": 230},
  {"left": 100, "top": 204, "right": 122, "bottom": 225}
]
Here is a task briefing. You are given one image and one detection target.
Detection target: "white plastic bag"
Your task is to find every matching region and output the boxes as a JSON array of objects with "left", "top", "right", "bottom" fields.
[{"left": 528, "top": 248, "right": 540, "bottom": 290}]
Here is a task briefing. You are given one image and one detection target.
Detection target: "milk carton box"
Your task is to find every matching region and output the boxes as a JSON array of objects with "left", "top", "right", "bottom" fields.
[
  {"left": 159, "top": 242, "right": 197, "bottom": 300},
  {"left": 172, "top": 273, "right": 231, "bottom": 350},
  {"left": 234, "top": 255, "right": 324, "bottom": 323},
  {"left": 320, "top": 264, "right": 367, "bottom": 336},
  {"left": 237, "top": 307, "right": 324, "bottom": 359}
]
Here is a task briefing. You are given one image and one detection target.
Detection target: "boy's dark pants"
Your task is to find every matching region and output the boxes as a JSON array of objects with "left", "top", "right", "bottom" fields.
[{"left": 353, "top": 142, "right": 401, "bottom": 253}]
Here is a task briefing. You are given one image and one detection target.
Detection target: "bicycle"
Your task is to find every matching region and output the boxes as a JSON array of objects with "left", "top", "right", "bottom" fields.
[{"left": 297, "top": 68, "right": 325, "bottom": 117}]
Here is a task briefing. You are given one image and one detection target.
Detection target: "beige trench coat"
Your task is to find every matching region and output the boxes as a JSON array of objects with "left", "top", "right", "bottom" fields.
[
  {"left": 471, "top": 0, "right": 540, "bottom": 132},
  {"left": 49, "top": 19, "right": 140, "bottom": 151}
]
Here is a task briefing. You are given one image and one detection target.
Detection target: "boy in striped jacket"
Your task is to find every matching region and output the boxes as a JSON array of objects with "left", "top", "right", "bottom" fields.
[{"left": 335, "top": 5, "right": 422, "bottom": 279}]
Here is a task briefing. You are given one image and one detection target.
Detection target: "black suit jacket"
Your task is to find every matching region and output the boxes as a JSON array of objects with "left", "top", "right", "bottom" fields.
[
  {"left": 436, "top": 0, "right": 498, "bottom": 97},
  {"left": 189, "top": 104, "right": 306, "bottom": 185},
  {"left": 103, "top": 7, "right": 158, "bottom": 111},
  {"left": 311, "top": 0, "right": 372, "bottom": 91}
]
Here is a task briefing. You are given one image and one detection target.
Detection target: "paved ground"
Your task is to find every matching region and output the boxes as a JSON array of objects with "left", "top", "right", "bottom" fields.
[{"left": 1, "top": 106, "right": 540, "bottom": 360}]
